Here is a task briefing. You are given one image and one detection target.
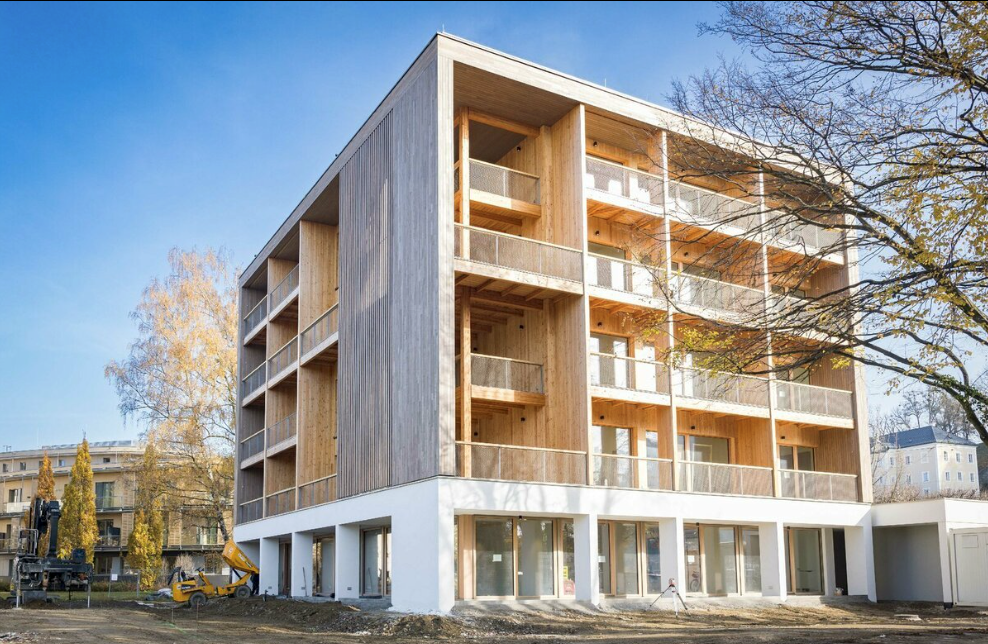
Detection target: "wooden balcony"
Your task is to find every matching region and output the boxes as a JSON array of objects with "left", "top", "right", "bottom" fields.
[
  {"left": 240, "top": 363, "right": 266, "bottom": 406},
  {"left": 239, "top": 428, "right": 265, "bottom": 468},
  {"left": 298, "top": 474, "right": 337, "bottom": 510},
  {"left": 585, "top": 156, "right": 841, "bottom": 262},
  {"left": 456, "top": 159, "right": 542, "bottom": 224},
  {"left": 455, "top": 441, "right": 587, "bottom": 485},
  {"left": 265, "top": 487, "right": 295, "bottom": 517},
  {"left": 592, "top": 454, "right": 673, "bottom": 491},
  {"left": 268, "top": 265, "right": 299, "bottom": 322},
  {"left": 265, "top": 413, "right": 297, "bottom": 457},
  {"left": 454, "top": 224, "right": 583, "bottom": 297},
  {"left": 267, "top": 337, "right": 299, "bottom": 388},
  {"left": 300, "top": 304, "right": 339, "bottom": 366},
  {"left": 589, "top": 352, "right": 671, "bottom": 406},
  {"left": 672, "top": 367, "right": 772, "bottom": 418},
  {"left": 242, "top": 297, "right": 268, "bottom": 346},
  {"left": 678, "top": 461, "right": 774, "bottom": 497},
  {"left": 779, "top": 469, "right": 858, "bottom": 502},
  {"left": 774, "top": 381, "right": 854, "bottom": 429},
  {"left": 459, "top": 353, "right": 545, "bottom": 407}
]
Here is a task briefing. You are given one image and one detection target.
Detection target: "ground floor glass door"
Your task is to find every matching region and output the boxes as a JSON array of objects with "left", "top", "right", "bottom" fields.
[
  {"left": 361, "top": 527, "right": 391, "bottom": 597},
  {"left": 787, "top": 528, "right": 823, "bottom": 594}
]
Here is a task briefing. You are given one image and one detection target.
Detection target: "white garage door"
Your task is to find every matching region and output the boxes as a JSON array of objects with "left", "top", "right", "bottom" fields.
[{"left": 953, "top": 530, "right": 988, "bottom": 606}]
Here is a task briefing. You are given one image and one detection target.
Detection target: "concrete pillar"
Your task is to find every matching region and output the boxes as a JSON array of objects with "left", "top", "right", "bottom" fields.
[
  {"left": 258, "top": 537, "right": 280, "bottom": 596},
  {"left": 759, "top": 522, "right": 787, "bottom": 599},
  {"left": 822, "top": 528, "right": 837, "bottom": 596},
  {"left": 658, "top": 517, "right": 685, "bottom": 595},
  {"left": 573, "top": 513, "right": 600, "bottom": 604},
  {"left": 845, "top": 524, "right": 877, "bottom": 600},
  {"left": 319, "top": 537, "right": 335, "bottom": 596},
  {"left": 937, "top": 522, "right": 954, "bottom": 606},
  {"left": 291, "top": 531, "right": 314, "bottom": 597},
  {"left": 335, "top": 523, "right": 361, "bottom": 600},
  {"left": 391, "top": 492, "right": 455, "bottom": 613}
]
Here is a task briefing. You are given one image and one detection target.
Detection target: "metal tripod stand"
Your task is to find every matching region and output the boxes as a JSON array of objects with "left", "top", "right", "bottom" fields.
[{"left": 649, "top": 578, "right": 691, "bottom": 617}]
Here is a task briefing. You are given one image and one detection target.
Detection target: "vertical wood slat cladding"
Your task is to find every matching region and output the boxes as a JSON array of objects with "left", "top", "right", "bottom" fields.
[{"left": 338, "top": 57, "right": 445, "bottom": 497}]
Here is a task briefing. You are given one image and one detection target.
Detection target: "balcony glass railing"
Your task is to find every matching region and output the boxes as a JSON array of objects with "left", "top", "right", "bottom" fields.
[
  {"left": 298, "top": 474, "right": 337, "bottom": 509},
  {"left": 462, "top": 159, "right": 541, "bottom": 205},
  {"left": 589, "top": 353, "right": 670, "bottom": 396},
  {"left": 239, "top": 428, "right": 265, "bottom": 461},
  {"left": 673, "top": 273, "right": 764, "bottom": 316},
  {"left": 585, "top": 156, "right": 841, "bottom": 253},
  {"left": 238, "top": 498, "right": 263, "bottom": 524},
  {"left": 267, "top": 337, "right": 298, "bottom": 380},
  {"left": 470, "top": 354, "right": 544, "bottom": 394},
  {"left": 242, "top": 297, "right": 268, "bottom": 336},
  {"left": 593, "top": 454, "right": 673, "bottom": 490},
  {"left": 241, "top": 363, "right": 266, "bottom": 399},
  {"left": 678, "top": 461, "right": 774, "bottom": 496},
  {"left": 455, "top": 441, "right": 587, "bottom": 485},
  {"left": 269, "top": 265, "right": 299, "bottom": 312},
  {"left": 454, "top": 224, "right": 583, "bottom": 283},
  {"left": 587, "top": 254, "right": 663, "bottom": 298},
  {"left": 673, "top": 367, "right": 770, "bottom": 408},
  {"left": 779, "top": 469, "right": 858, "bottom": 502},
  {"left": 301, "top": 304, "right": 339, "bottom": 356},
  {"left": 265, "top": 488, "right": 295, "bottom": 517},
  {"left": 775, "top": 381, "right": 854, "bottom": 419},
  {"left": 95, "top": 496, "right": 125, "bottom": 510},
  {"left": 266, "top": 413, "right": 297, "bottom": 448},
  {"left": 585, "top": 157, "right": 664, "bottom": 208}
]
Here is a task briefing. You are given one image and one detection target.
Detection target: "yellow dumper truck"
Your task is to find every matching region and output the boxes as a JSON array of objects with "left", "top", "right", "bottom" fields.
[{"left": 171, "top": 541, "right": 258, "bottom": 607}]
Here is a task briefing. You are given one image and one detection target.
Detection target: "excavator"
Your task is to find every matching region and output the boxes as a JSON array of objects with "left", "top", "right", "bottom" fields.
[
  {"left": 170, "top": 540, "right": 259, "bottom": 607},
  {"left": 10, "top": 498, "right": 93, "bottom": 605}
]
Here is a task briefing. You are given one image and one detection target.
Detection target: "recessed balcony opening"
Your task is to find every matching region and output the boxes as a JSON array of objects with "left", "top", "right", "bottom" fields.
[
  {"left": 776, "top": 422, "right": 859, "bottom": 502},
  {"left": 677, "top": 410, "right": 774, "bottom": 497}
]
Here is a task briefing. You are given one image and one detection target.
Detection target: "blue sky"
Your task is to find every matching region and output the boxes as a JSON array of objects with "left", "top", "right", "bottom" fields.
[{"left": 1, "top": 1, "right": 861, "bottom": 451}]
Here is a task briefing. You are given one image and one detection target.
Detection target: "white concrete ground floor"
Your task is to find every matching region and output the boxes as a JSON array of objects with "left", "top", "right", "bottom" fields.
[{"left": 234, "top": 477, "right": 876, "bottom": 613}]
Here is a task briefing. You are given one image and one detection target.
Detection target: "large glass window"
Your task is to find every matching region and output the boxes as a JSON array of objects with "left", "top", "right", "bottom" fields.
[
  {"left": 683, "top": 526, "right": 702, "bottom": 593},
  {"left": 614, "top": 523, "right": 640, "bottom": 595},
  {"left": 644, "top": 525, "right": 662, "bottom": 594},
  {"left": 597, "top": 523, "right": 611, "bottom": 595},
  {"left": 741, "top": 528, "right": 761, "bottom": 593},
  {"left": 703, "top": 526, "right": 738, "bottom": 595},
  {"left": 788, "top": 528, "right": 823, "bottom": 594},
  {"left": 560, "top": 520, "right": 575, "bottom": 596},
  {"left": 361, "top": 527, "right": 391, "bottom": 597},
  {"left": 475, "top": 519, "right": 514, "bottom": 597},
  {"left": 593, "top": 425, "right": 633, "bottom": 487},
  {"left": 517, "top": 519, "right": 554, "bottom": 597},
  {"left": 678, "top": 435, "right": 730, "bottom": 463},
  {"left": 589, "top": 333, "right": 631, "bottom": 389}
]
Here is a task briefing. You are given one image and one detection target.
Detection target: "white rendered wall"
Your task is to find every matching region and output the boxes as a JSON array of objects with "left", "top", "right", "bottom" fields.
[{"left": 235, "top": 477, "right": 876, "bottom": 612}]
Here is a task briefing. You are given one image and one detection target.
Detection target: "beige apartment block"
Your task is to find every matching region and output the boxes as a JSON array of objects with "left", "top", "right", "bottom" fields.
[{"left": 0, "top": 440, "right": 230, "bottom": 580}]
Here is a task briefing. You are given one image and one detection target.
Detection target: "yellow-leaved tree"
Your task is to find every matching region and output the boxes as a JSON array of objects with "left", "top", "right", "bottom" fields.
[
  {"left": 106, "top": 249, "right": 236, "bottom": 541},
  {"left": 35, "top": 453, "right": 56, "bottom": 556},
  {"left": 127, "top": 439, "right": 165, "bottom": 589},
  {"left": 57, "top": 440, "right": 98, "bottom": 562}
]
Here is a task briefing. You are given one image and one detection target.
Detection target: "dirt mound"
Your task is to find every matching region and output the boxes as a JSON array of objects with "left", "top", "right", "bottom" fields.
[
  {"left": 158, "top": 597, "right": 370, "bottom": 632},
  {"left": 385, "top": 615, "right": 464, "bottom": 639}
]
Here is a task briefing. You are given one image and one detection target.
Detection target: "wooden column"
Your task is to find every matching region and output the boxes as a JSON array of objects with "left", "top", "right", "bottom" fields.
[
  {"left": 458, "top": 107, "right": 471, "bottom": 258},
  {"left": 457, "top": 516, "right": 475, "bottom": 600},
  {"left": 658, "top": 131, "right": 681, "bottom": 489},
  {"left": 758, "top": 171, "right": 782, "bottom": 497},
  {"left": 459, "top": 289, "right": 472, "bottom": 477}
]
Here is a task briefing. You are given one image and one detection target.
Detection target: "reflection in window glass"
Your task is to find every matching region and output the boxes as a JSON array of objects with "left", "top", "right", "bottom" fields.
[
  {"left": 475, "top": 519, "right": 514, "bottom": 597},
  {"left": 741, "top": 528, "right": 761, "bottom": 593},
  {"left": 614, "top": 523, "right": 639, "bottom": 595},
  {"left": 702, "top": 526, "right": 738, "bottom": 594},
  {"left": 561, "top": 521, "right": 575, "bottom": 596},
  {"left": 598, "top": 523, "right": 611, "bottom": 594},
  {"left": 683, "top": 526, "right": 702, "bottom": 594},
  {"left": 517, "top": 519, "right": 554, "bottom": 597},
  {"left": 645, "top": 525, "right": 662, "bottom": 594}
]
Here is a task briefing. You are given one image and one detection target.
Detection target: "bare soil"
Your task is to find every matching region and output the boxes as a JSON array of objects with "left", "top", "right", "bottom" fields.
[{"left": 1, "top": 597, "right": 988, "bottom": 643}]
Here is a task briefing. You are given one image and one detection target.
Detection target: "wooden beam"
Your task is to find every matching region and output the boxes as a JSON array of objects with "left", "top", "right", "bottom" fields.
[
  {"left": 459, "top": 289, "right": 472, "bottom": 477},
  {"left": 468, "top": 108, "right": 540, "bottom": 139},
  {"left": 470, "top": 290, "right": 545, "bottom": 311}
]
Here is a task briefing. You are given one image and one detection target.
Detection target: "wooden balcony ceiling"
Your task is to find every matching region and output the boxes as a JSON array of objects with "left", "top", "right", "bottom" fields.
[
  {"left": 303, "top": 342, "right": 337, "bottom": 366},
  {"left": 587, "top": 194, "right": 665, "bottom": 228},
  {"left": 244, "top": 324, "right": 267, "bottom": 347},
  {"left": 454, "top": 274, "right": 572, "bottom": 304}
]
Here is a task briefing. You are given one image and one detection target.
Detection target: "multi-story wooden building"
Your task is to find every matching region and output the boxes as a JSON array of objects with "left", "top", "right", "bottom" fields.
[
  {"left": 0, "top": 440, "right": 229, "bottom": 581},
  {"left": 233, "top": 34, "right": 875, "bottom": 611}
]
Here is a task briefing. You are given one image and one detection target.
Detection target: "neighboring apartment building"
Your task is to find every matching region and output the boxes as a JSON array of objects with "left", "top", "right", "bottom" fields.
[
  {"left": 0, "top": 440, "right": 229, "bottom": 581},
  {"left": 874, "top": 427, "right": 982, "bottom": 497},
  {"left": 233, "top": 34, "right": 875, "bottom": 612}
]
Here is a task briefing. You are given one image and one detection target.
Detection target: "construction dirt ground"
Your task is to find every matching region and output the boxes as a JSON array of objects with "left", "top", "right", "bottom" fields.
[{"left": 2, "top": 596, "right": 988, "bottom": 643}]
